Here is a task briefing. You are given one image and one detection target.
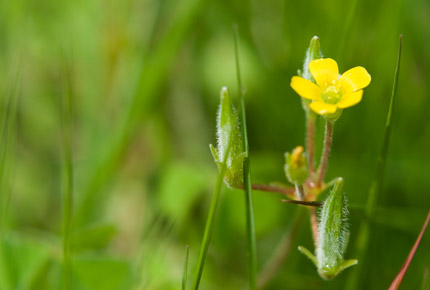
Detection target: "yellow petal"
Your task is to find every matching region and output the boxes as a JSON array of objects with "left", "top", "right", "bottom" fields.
[
  {"left": 309, "top": 101, "right": 337, "bottom": 115},
  {"left": 339, "top": 66, "right": 371, "bottom": 94},
  {"left": 337, "top": 90, "right": 363, "bottom": 108},
  {"left": 290, "top": 76, "right": 322, "bottom": 101},
  {"left": 309, "top": 58, "right": 339, "bottom": 88}
]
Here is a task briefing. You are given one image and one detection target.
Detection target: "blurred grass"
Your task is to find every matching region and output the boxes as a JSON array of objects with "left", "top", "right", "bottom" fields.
[{"left": 0, "top": 0, "right": 429, "bottom": 289}]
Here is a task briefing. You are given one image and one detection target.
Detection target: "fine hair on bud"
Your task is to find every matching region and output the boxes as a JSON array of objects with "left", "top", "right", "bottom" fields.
[
  {"left": 211, "top": 86, "right": 245, "bottom": 189},
  {"left": 315, "top": 178, "right": 352, "bottom": 280}
]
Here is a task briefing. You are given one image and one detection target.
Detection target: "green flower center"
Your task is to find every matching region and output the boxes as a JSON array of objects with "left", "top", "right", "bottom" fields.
[{"left": 322, "top": 85, "right": 342, "bottom": 104}]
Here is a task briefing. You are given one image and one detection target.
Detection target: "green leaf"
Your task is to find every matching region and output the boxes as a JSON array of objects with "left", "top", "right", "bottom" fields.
[
  {"left": 72, "top": 255, "right": 132, "bottom": 290},
  {"left": 71, "top": 224, "right": 117, "bottom": 252},
  {"left": 158, "top": 162, "right": 210, "bottom": 225},
  {"left": 0, "top": 234, "right": 51, "bottom": 290}
]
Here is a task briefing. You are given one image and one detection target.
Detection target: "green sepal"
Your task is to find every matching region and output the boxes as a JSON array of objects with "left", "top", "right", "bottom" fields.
[
  {"left": 299, "top": 178, "right": 358, "bottom": 280},
  {"left": 315, "top": 177, "right": 357, "bottom": 280},
  {"left": 209, "top": 144, "right": 221, "bottom": 168},
  {"left": 324, "top": 109, "right": 343, "bottom": 123},
  {"left": 298, "top": 246, "right": 317, "bottom": 267}
]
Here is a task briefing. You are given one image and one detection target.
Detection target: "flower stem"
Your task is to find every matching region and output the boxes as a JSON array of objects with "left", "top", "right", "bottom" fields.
[
  {"left": 192, "top": 144, "right": 231, "bottom": 290},
  {"left": 295, "top": 184, "right": 305, "bottom": 201},
  {"left": 305, "top": 114, "right": 316, "bottom": 180},
  {"left": 316, "top": 119, "right": 334, "bottom": 187},
  {"left": 309, "top": 207, "right": 319, "bottom": 247}
]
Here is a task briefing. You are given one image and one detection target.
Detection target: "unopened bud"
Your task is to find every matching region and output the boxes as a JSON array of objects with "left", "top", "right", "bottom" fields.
[
  {"left": 284, "top": 146, "right": 308, "bottom": 186},
  {"left": 210, "top": 86, "right": 246, "bottom": 189}
]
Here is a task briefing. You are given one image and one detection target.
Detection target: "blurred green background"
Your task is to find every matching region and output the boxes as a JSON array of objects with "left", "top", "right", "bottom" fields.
[{"left": 0, "top": 0, "right": 429, "bottom": 289}]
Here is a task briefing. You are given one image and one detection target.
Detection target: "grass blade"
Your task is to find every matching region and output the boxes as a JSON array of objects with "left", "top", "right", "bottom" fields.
[
  {"left": 347, "top": 35, "right": 403, "bottom": 289},
  {"left": 182, "top": 245, "right": 189, "bottom": 290},
  {"left": 0, "top": 58, "right": 21, "bottom": 290},
  {"left": 233, "top": 25, "right": 258, "bottom": 290},
  {"left": 0, "top": 59, "right": 20, "bottom": 234},
  {"left": 388, "top": 210, "right": 430, "bottom": 290},
  {"left": 191, "top": 143, "right": 232, "bottom": 289},
  {"left": 60, "top": 53, "right": 75, "bottom": 290}
]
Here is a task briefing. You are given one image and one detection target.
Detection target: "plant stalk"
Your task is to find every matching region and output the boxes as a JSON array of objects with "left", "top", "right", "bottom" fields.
[
  {"left": 192, "top": 144, "right": 231, "bottom": 290},
  {"left": 316, "top": 120, "right": 333, "bottom": 187},
  {"left": 305, "top": 114, "right": 316, "bottom": 180},
  {"left": 234, "top": 25, "right": 258, "bottom": 290}
]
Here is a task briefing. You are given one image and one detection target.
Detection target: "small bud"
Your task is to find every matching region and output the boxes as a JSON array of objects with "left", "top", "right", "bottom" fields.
[
  {"left": 302, "top": 36, "right": 322, "bottom": 81},
  {"left": 209, "top": 86, "right": 246, "bottom": 189},
  {"left": 284, "top": 146, "right": 308, "bottom": 186},
  {"left": 298, "top": 178, "right": 357, "bottom": 280}
]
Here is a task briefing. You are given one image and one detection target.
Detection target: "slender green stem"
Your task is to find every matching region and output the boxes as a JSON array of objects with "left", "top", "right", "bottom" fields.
[
  {"left": 61, "top": 55, "right": 74, "bottom": 290},
  {"left": 182, "top": 245, "right": 189, "bottom": 290},
  {"left": 192, "top": 144, "right": 231, "bottom": 290},
  {"left": 316, "top": 120, "right": 333, "bottom": 187},
  {"left": 234, "top": 25, "right": 258, "bottom": 290},
  {"left": 0, "top": 59, "right": 20, "bottom": 290},
  {"left": 0, "top": 61, "right": 20, "bottom": 235},
  {"left": 257, "top": 208, "right": 305, "bottom": 289},
  {"left": 346, "top": 35, "right": 403, "bottom": 290}
]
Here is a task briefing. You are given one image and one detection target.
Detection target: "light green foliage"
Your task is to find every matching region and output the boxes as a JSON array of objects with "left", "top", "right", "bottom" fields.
[
  {"left": 210, "top": 86, "right": 246, "bottom": 189},
  {"left": 0, "top": 0, "right": 427, "bottom": 288},
  {"left": 298, "top": 178, "right": 357, "bottom": 280},
  {"left": 0, "top": 234, "right": 51, "bottom": 290}
]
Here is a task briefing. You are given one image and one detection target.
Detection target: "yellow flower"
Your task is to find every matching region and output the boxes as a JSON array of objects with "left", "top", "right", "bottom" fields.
[{"left": 290, "top": 58, "right": 371, "bottom": 117}]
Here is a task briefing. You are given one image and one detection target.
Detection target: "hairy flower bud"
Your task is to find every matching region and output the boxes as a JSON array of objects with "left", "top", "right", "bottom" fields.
[
  {"left": 298, "top": 178, "right": 358, "bottom": 280},
  {"left": 210, "top": 86, "right": 246, "bottom": 189}
]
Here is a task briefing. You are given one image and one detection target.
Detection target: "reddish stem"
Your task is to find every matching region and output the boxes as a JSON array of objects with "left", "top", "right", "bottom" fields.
[
  {"left": 306, "top": 117, "right": 316, "bottom": 180},
  {"left": 309, "top": 207, "right": 319, "bottom": 247},
  {"left": 316, "top": 120, "right": 333, "bottom": 187},
  {"left": 388, "top": 209, "right": 430, "bottom": 290},
  {"left": 250, "top": 184, "right": 295, "bottom": 196}
]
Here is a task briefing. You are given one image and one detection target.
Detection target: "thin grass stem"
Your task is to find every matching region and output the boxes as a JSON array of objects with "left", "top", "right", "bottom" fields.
[
  {"left": 0, "top": 59, "right": 20, "bottom": 290},
  {"left": 233, "top": 25, "right": 258, "bottom": 290},
  {"left": 192, "top": 144, "right": 232, "bottom": 290},
  {"left": 182, "top": 245, "right": 189, "bottom": 290},
  {"left": 60, "top": 55, "right": 75, "bottom": 290}
]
